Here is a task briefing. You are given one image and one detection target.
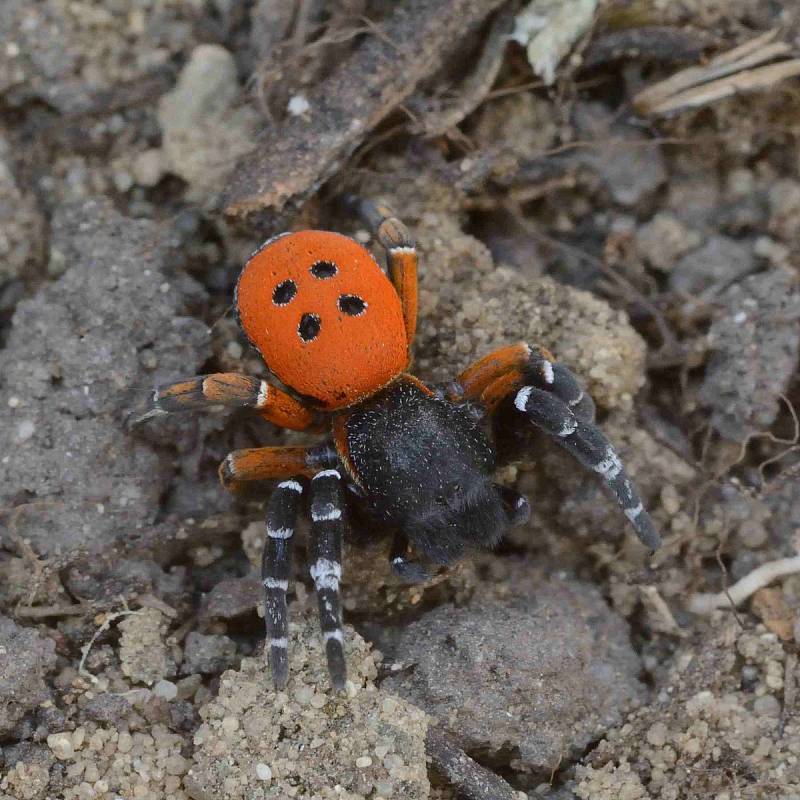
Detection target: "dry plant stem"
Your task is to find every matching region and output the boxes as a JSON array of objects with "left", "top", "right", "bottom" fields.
[
  {"left": 426, "top": 726, "right": 522, "bottom": 800},
  {"left": 78, "top": 604, "right": 141, "bottom": 681},
  {"left": 634, "top": 28, "right": 800, "bottom": 115},
  {"left": 14, "top": 603, "right": 92, "bottom": 618},
  {"left": 222, "top": 0, "right": 508, "bottom": 220},
  {"left": 411, "top": 5, "right": 514, "bottom": 138},
  {"left": 688, "top": 555, "right": 800, "bottom": 614}
]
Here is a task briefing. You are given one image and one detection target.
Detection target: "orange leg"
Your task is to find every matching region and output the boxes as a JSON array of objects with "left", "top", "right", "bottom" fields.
[
  {"left": 131, "top": 373, "right": 318, "bottom": 431},
  {"left": 452, "top": 342, "right": 595, "bottom": 419},
  {"left": 453, "top": 344, "right": 546, "bottom": 402},
  {"left": 346, "top": 196, "right": 418, "bottom": 345},
  {"left": 219, "top": 446, "right": 323, "bottom": 492}
]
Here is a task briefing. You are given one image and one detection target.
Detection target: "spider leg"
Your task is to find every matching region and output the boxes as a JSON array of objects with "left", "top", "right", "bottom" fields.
[
  {"left": 389, "top": 531, "right": 430, "bottom": 584},
  {"left": 453, "top": 343, "right": 596, "bottom": 421},
  {"left": 219, "top": 443, "right": 337, "bottom": 492},
  {"left": 513, "top": 385, "right": 661, "bottom": 551},
  {"left": 130, "top": 372, "right": 317, "bottom": 430},
  {"left": 343, "top": 195, "right": 418, "bottom": 345},
  {"left": 309, "top": 468, "right": 348, "bottom": 691},
  {"left": 262, "top": 477, "right": 304, "bottom": 689}
]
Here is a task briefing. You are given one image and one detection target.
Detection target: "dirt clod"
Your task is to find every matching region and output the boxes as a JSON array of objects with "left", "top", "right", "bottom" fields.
[
  {"left": 0, "top": 615, "right": 57, "bottom": 738},
  {"left": 384, "top": 565, "right": 646, "bottom": 777}
]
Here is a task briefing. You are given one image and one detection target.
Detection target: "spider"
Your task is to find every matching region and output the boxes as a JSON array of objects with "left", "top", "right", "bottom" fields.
[{"left": 133, "top": 197, "right": 660, "bottom": 691}]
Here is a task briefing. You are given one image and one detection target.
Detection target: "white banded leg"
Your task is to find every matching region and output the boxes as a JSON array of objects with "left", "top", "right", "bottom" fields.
[
  {"left": 514, "top": 386, "right": 661, "bottom": 551},
  {"left": 262, "top": 477, "right": 304, "bottom": 688},
  {"left": 528, "top": 349, "right": 596, "bottom": 422},
  {"left": 309, "top": 469, "right": 347, "bottom": 691}
]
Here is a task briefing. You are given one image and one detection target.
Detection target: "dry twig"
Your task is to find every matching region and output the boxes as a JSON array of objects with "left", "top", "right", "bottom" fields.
[
  {"left": 634, "top": 29, "right": 800, "bottom": 116},
  {"left": 426, "top": 726, "right": 524, "bottom": 800},
  {"left": 409, "top": 6, "right": 515, "bottom": 138},
  {"left": 688, "top": 555, "right": 800, "bottom": 614},
  {"left": 222, "top": 0, "right": 508, "bottom": 222}
]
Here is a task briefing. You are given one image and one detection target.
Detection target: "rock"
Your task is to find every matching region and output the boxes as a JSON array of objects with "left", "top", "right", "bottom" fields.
[
  {"left": 0, "top": 615, "right": 57, "bottom": 737},
  {"left": 182, "top": 632, "right": 238, "bottom": 675},
  {"left": 0, "top": 132, "right": 43, "bottom": 284},
  {"left": 199, "top": 576, "right": 261, "bottom": 622},
  {"left": 669, "top": 235, "right": 756, "bottom": 298},
  {"left": 65, "top": 556, "right": 186, "bottom": 607},
  {"left": 763, "top": 465, "right": 800, "bottom": 551},
  {"left": 574, "top": 760, "right": 647, "bottom": 800},
  {"left": 512, "top": 0, "right": 598, "bottom": 85},
  {"left": 80, "top": 693, "right": 133, "bottom": 724},
  {"left": 383, "top": 566, "right": 646, "bottom": 775},
  {"left": 767, "top": 179, "right": 800, "bottom": 243},
  {"left": 119, "top": 608, "right": 176, "bottom": 686},
  {"left": 0, "top": 198, "right": 210, "bottom": 558},
  {"left": 572, "top": 102, "right": 667, "bottom": 208},
  {"left": 0, "top": 743, "right": 53, "bottom": 799},
  {"left": 635, "top": 212, "right": 702, "bottom": 272},
  {"left": 698, "top": 267, "right": 800, "bottom": 440},
  {"left": 158, "top": 45, "right": 258, "bottom": 199},
  {"left": 186, "top": 607, "right": 429, "bottom": 800}
]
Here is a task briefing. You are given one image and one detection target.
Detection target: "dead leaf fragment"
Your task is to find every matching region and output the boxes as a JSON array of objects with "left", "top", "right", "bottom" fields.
[{"left": 751, "top": 587, "right": 795, "bottom": 641}]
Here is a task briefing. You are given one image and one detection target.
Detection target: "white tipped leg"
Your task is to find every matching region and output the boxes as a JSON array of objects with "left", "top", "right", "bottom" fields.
[
  {"left": 310, "top": 470, "right": 348, "bottom": 690},
  {"left": 262, "top": 478, "right": 304, "bottom": 688},
  {"left": 514, "top": 385, "right": 660, "bottom": 551}
]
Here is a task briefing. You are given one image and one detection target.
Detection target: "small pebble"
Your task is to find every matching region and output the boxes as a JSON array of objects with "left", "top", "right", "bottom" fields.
[
  {"left": 221, "top": 715, "right": 239, "bottom": 735},
  {"left": 15, "top": 420, "right": 35, "bottom": 442},
  {"left": 47, "top": 733, "right": 75, "bottom": 760},
  {"left": 154, "top": 679, "right": 178, "bottom": 701},
  {"left": 646, "top": 722, "right": 668, "bottom": 747},
  {"left": 287, "top": 94, "right": 311, "bottom": 115},
  {"left": 356, "top": 756, "right": 373, "bottom": 768},
  {"left": 753, "top": 694, "right": 781, "bottom": 718},
  {"left": 255, "top": 763, "right": 272, "bottom": 782}
]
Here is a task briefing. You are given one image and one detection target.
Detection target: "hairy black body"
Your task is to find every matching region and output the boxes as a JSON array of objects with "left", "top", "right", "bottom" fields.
[
  {"left": 340, "top": 378, "right": 527, "bottom": 564},
  {"left": 340, "top": 378, "right": 521, "bottom": 564}
]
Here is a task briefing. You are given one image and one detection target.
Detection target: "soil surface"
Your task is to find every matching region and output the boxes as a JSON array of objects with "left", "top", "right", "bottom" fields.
[{"left": 2, "top": 2, "right": 800, "bottom": 799}]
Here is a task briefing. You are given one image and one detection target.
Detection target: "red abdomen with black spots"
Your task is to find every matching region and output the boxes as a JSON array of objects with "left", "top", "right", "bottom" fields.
[{"left": 235, "top": 231, "right": 409, "bottom": 410}]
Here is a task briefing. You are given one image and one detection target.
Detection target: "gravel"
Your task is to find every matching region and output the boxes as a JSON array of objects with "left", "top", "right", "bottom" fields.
[
  {"left": 186, "top": 605, "right": 429, "bottom": 800},
  {"left": 182, "top": 632, "right": 238, "bottom": 675}
]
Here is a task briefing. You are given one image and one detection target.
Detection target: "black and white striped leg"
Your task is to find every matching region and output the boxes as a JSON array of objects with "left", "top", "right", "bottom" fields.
[
  {"left": 389, "top": 532, "right": 430, "bottom": 584},
  {"left": 514, "top": 386, "right": 661, "bottom": 551},
  {"left": 262, "top": 477, "right": 304, "bottom": 689},
  {"left": 309, "top": 469, "right": 347, "bottom": 691},
  {"left": 528, "top": 349, "right": 596, "bottom": 422}
]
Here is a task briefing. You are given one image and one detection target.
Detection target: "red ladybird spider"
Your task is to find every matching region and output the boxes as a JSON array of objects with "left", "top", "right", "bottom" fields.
[{"left": 133, "top": 197, "right": 660, "bottom": 691}]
